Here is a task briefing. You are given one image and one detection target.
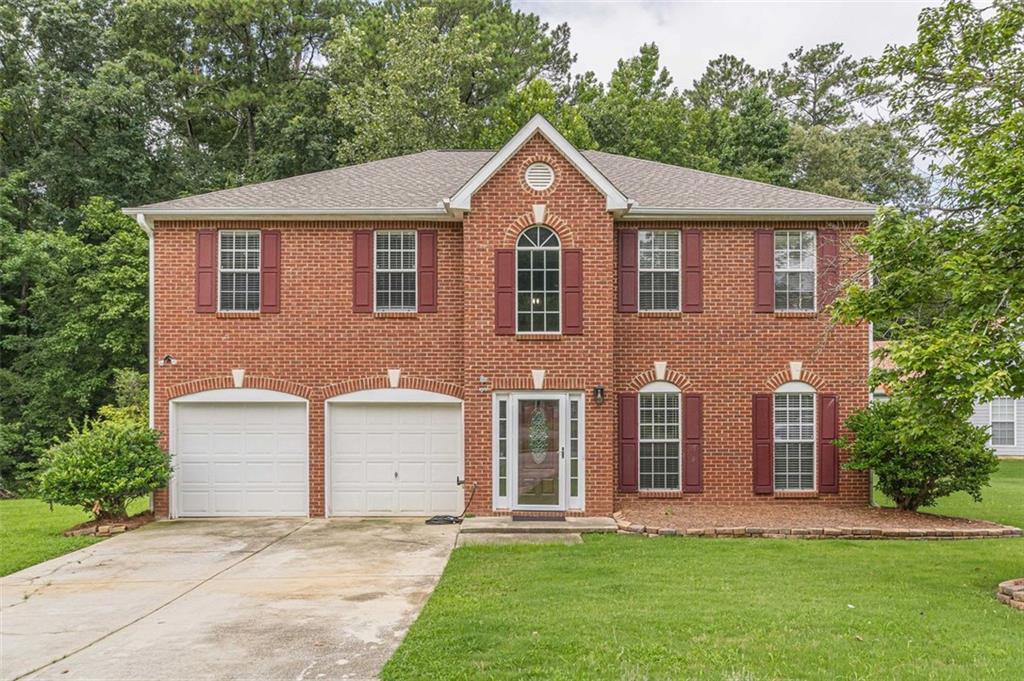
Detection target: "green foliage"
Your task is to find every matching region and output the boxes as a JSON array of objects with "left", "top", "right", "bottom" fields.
[
  {"left": 35, "top": 405, "right": 170, "bottom": 520},
  {"left": 838, "top": 399, "right": 998, "bottom": 511},
  {"left": 834, "top": 0, "right": 1024, "bottom": 410}
]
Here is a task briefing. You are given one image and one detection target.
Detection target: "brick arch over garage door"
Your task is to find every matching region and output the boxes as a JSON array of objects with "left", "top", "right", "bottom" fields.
[{"left": 323, "top": 375, "right": 463, "bottom": 400}]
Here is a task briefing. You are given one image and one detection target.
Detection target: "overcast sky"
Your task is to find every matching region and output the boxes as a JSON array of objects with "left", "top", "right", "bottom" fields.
[{"left": 515, "top": 1, "right": 943, "bottom": 86}]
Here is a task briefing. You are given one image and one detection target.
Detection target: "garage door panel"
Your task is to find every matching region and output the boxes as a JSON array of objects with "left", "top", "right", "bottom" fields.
[
  {"left": 366, "top": 461, "right": 394, "bottom": 484},
  {"left": 175, "top": 402, "right": 308, "bottom": 517},
  {"left": 329, "top": 403, "right": 462, "bottom": 516}
]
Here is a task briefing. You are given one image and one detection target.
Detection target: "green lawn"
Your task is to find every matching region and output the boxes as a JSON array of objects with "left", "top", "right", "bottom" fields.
[
  {"left": 384, "top": 462, "right": 1024, "bottom": 680},
  {"left": 880, "top": 459, "right": 1023, "bottom": 529},
  {"left": 0, "top": 497, "right": 149, "bottom": 577}
]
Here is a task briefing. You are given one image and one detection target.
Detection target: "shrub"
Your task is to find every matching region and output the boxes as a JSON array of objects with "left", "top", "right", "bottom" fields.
[
  {"left": 36, "top": 405, "right": 170, "bottom": 520},
  {"left": 839, "top": 398, "right": 998, "bottom": 511}
]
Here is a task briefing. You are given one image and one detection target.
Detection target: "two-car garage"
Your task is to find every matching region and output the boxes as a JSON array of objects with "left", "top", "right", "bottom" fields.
[{"left": 171, "top": 388, "right": 463, "bottom": 518}]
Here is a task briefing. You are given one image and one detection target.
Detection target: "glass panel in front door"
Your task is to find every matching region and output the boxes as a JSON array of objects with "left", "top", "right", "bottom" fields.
[{"left": 517, "top": 399, "right": 560, "bottom": 506}]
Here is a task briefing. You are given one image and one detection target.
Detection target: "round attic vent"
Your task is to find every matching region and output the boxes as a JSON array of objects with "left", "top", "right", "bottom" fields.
[{"left": 524, "top": 162, "right": 555, "bottom": 191}]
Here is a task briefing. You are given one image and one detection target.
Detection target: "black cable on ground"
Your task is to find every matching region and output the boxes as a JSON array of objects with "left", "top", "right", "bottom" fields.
[{"left": 425, "top": 481, "right": 477, "bottom": 525}]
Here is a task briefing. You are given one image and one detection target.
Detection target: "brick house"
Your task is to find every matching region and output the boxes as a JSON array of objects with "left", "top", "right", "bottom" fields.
[{"left": 125, "top": 115, "right": 875, "bottom": 519}]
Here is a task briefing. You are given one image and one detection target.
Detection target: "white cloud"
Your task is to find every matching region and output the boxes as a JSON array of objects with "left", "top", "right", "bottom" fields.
[{"left": 516, "top": 0, "right": 943, "bottom": 87}]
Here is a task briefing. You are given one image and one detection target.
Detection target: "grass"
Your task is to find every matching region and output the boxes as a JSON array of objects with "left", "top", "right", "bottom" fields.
[
  {"left": 384, "top": 462, "right": 1024, "bottom": 680},
  {"left": 0, "top": 497, "right": 149, "bottom": 577},
  {"left": 879, "top": 459, "right": 1023, "bottom": 529}
]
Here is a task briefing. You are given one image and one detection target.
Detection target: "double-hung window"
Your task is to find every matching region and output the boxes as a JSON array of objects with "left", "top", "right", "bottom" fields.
[
  {"left": 219, "top": 230, "right": 261, "bottom": 312},
  {"left": 991, "top": 398, "right": 1016, "bottom": 446},
  {"left": 639, "top": 392, "right": 680, "bottom": 490},
  {"left": 774, "top": 230, "right": 816, "bottom": 311},
  {"left": 638, "top": 230, "right": 680, "bottom": 311},
  {"left": 375, "top": 231, "right": 417, "bottom": 311},
  {"left": 774, "top": 392, "right": 815, "bottom": 490}
]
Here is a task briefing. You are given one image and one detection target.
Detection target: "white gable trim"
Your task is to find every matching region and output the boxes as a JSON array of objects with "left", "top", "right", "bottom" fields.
[{"left": 447, "top": 114, "right": 630, "bottom": 213}]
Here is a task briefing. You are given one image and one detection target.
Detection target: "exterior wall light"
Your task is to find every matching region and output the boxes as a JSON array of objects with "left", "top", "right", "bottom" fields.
[{"left": 594, "top": 385, "right": 605, "bottom": 404}]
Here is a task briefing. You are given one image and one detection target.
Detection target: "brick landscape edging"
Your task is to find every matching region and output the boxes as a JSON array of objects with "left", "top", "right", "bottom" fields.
[
  {"left": 997, "top": 579, "right": 1024, "bottom": 611},
  {"left": 612, "top": 511, "right": 1023, "bottom": 540}
]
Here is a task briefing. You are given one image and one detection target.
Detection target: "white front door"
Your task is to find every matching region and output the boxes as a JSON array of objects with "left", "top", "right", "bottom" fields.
[
  {"left": 174, "top": 402, "right": 309, "bottom": 517},
  {"left": 328, "top": 402, "right": 463, "bottom": 516},
  {"left": 511, "top": 394, "right": 569, "bottom": 511}
]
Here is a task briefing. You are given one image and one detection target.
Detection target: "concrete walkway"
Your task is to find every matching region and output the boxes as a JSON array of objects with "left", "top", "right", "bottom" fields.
[{"left": 1, "top": 518, "right": 457, "bottom": 681}]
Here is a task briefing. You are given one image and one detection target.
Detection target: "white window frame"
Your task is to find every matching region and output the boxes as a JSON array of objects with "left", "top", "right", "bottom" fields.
[
  {"left": 638, "top": 229, "right": 681, "bottom": 312},
  {"left": 773, "top": 381, "right": 816, "bottom": 491},
  {"left": 638, "top": 381, "right": 682, "bottom": 491},
  {"left": 515, "top": 225, "right": 561, "bottom": 334},
  {"left": 774, "top": 230, "right": 817, "bottom": 312},
  {"left": 217, "top": 229, "right": 261, "bottom": 313},
  {"left": 373, "top": 230, "right": 417, "bottom": 312},
  {"left": 990, "top": 397, "right": 1016, "bottom": 447}
]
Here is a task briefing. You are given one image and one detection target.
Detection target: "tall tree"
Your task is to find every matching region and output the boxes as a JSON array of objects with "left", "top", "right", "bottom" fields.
[
  {"left": 771, "top": 42, "right": 875, "bottom": 128},
  {"left": 834, "top": 0, "right": 1024, "bottom": 411},
  {"left": 327, "top": 0, "right": 573, "bottom": 163},
  {"left": 686, "top": 54, "right": 768, "bottom": 111}
]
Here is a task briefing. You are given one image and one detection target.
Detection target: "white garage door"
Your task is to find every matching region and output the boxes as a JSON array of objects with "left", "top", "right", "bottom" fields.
[
  {"left": 329, "top": 403, "right": 462, "bottom": 516},
  {"left": 175, "top": 402, "right": 308, "bottom": 517}
]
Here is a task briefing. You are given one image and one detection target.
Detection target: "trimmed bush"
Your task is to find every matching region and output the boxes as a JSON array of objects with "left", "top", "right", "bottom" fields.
[
  {"left": 840, "top": 398, "right": 998, "bottom": 511},
  {"left": 36, "top": 405, "right": 170, "bottom": 520}
]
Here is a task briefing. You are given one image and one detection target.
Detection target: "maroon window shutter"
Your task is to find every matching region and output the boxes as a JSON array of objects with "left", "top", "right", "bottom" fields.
[
  {"left": 818, "top": 393, "right": 840, "bottom": 493},
  {"left": 817, "top": 229, "right": 840, "bottom": 311},
  {"left": 562, "top": 248, "right": 583, "bottom": 335},
  {"left": 195, "top": 229, "right": 217, "bottom": 313},
  {"left": 754, "top": 230, "right": 775, "bottom": 313},
  {"left": 682, "top": 394, "right": 704, "bottom": 493},
  {"left": 417, "top": 231, "right": 437, "bottom": 312},
  {"left": 617, "top": 230, "right": 638, "bottom": 313},
  {"left": 494, "top": 249, "right": 515, "bottom": 335},
  {"left": 352, "top": 230, "right": 373, "bottom": 313},
  {"left": 260, "top": 231, "right": 281, "bottom": 314},
  {"left": 681, "top": 230, "right": 703, "bottom": 313},
  {"left": 618, "top": 392, "right": 639, "bottom": 492},
  {"left": 752, "top": 393, "right": 774, "bottom": 493}
]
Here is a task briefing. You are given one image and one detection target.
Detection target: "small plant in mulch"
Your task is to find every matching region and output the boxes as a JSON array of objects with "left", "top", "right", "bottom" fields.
[{"left": 35, "top": 405, "right": 170, "bottom": 535}]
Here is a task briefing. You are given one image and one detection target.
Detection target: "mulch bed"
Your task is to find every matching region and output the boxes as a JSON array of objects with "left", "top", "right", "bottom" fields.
[
  {"left": 63, "top": 511, "right": 155, "bottom": 537},
  {"left": 615, "top": 503, "right": 1022, "bottom": 540}
]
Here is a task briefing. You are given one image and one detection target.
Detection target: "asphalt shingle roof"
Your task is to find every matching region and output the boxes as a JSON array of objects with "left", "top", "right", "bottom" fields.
[{"left": 130, "top": 148, "right": 875, "bottom": 213}]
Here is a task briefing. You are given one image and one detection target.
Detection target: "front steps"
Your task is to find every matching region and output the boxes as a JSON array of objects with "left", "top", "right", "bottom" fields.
[{"left": 456, "top": 516, "right": 617, "bottom": 546}]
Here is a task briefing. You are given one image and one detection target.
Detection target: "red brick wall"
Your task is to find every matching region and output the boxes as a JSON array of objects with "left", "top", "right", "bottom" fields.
[
  {"left": 151, "top": 220, "right": 464, "bottom": 516},
  {"left": 150, "top": 133, "right": 870, "bottom": 517},
  {"left": 461, "top": 134, "right": 617, "bottom": 515},
  {"left": 614, "top": 221, "right": 871, "bottom": 505}
]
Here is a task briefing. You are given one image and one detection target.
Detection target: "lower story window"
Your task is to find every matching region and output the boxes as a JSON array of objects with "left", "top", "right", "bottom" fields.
[
  {"left": 639, "top": 392, "right": 680, "bottom": 490},
  {"left": 774, "top": 392, "right": 815, "bottom": 490},
  {"left": 991, "top": 397, "right": 1016, "bottom": 446}
]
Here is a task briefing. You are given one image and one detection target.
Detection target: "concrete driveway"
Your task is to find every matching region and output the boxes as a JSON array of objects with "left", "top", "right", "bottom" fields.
[{"left": 1, "top": 518, "right": 458, "bottom": 681}]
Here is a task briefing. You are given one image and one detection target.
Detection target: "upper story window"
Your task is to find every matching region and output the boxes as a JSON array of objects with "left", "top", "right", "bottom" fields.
[
  {"left": 219, "top": 230, "right": 260, "bottom": 312},
  {"left": 638, "top": 230, "right": 680, "bottom": 312},
  {"left": 516, "top": 225, "right": 560, "bottom": 333},
  {"left": 774, "top": 230, "right": 816, "bottom": 312},
  {"left": 774, "top": 383, "right": 816, "bottom": 491},
  {"left": 639, "top": 385, "right": 681, "bottom": 491},
  {"left": 375, "top": 231, "right": 417, "bottom": 311},
  {"left": 991, "top": 397, "right": 1016, "bottom": 446}
]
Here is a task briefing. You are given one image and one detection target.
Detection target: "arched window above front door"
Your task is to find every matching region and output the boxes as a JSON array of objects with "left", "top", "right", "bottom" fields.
[{"left": 516, "top": 225, "right": 561, "bottom": 333}]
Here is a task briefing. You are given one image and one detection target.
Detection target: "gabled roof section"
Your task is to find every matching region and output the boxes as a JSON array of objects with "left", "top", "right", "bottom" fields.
[{"left": 446, "top": 114, "right": 630, "bottom": 213}]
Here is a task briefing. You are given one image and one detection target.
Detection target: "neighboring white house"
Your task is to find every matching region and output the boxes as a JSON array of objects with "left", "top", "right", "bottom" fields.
[
  {"left": 971, "top": 398, "right": 1024, "bottom": 458},
  {"left": 872, "top": 341, "right": 1023, "bottom": 458}
]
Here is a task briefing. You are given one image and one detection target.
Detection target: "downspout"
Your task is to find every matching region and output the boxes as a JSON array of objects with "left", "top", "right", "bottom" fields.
[{"left": 134, "top": 213, "right": 156, "bottom": 513}]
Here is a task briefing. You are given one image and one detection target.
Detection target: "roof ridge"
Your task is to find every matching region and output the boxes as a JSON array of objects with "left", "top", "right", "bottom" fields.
[{"left": 583, "top": 149, "right": 876, "bottom": 209}]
